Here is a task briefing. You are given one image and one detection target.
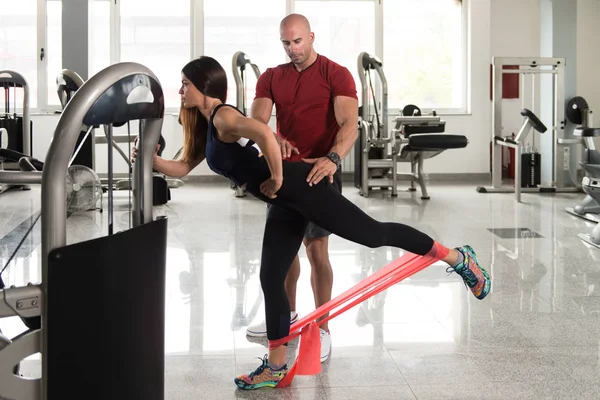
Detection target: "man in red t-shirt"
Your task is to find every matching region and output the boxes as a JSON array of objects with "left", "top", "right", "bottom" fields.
[{"left": 246, "top": 13, "right": 358, "bottom": 363}]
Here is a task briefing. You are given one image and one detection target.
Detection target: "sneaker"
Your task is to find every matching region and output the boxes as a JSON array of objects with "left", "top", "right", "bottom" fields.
[
  {"left": 246, "top": 311, "right": 298, "bottom": 337},
  {"left": 448, "top": 245, "right": 491, "bottom": 300},
  {"left": 234, "top": 355, "right": 288, "bottom": 390},
  {"left": 320, "top": 329, "right": 331, "bottom": 362}
]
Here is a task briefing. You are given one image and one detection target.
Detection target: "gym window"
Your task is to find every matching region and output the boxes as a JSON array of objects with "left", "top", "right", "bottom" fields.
[
  {"left": 88, "top": 0, "right": 192, "bottom": 110},
  {"left": 203, "top": 0, "right": 286, "bottom": 106},
  {"left": 88, "top": 0, "right": 111, "bottom": 79},
  {"left": 382, "top": 0, "right": 468, "bottom": 114},
  {"left": 1, "top": 0, "right": 468, "bottom": 114},
  {"left": 0, "top": 0, "right": 39, "bottom": 110},
  {"left": 294, "top": 0, "right": 376, "bottom": 106}
]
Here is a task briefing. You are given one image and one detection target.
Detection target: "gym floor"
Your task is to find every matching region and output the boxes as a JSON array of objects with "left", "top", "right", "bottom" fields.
[{"left": 1, "top": 179, "right": 600, "bottom": 399}]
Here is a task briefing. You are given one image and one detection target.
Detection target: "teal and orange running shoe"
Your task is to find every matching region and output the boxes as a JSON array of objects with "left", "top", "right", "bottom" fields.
[
  {"left": 448, "top": 245, "right": 491, "bottom": 300},
  {"left": 234, "top": 355, "right": 288, "bottom": 390}
]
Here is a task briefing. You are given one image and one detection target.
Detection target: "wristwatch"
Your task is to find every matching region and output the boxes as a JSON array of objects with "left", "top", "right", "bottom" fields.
[{"left": 326, "top": 151, "right": 342, "bottom": 168}]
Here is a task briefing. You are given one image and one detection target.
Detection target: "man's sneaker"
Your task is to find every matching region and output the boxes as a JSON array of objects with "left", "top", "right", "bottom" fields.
[
  {"left": 447, "top": 245, "right": 491, "bottom": 300},
  {"left": 234, "top": 355, "right": 287, "bottom": 390},
  {"left": 320, "top": 329, "right": 331, "bottom": 362},
  {"left": 246, "top": 311, "right": 298, "bottom": 337}
]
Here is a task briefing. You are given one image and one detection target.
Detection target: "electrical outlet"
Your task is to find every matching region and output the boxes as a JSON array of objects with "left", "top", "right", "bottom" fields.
[{"left": 564, "top": 147, "right": 570, "bottom": 170}]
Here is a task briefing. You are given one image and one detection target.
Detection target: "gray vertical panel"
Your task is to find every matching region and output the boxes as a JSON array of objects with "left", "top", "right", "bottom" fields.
[
  {"left": 539, "top": 0, "right": 578, "bottom": 186},
  {"left": 62, "top": 0, "right": 89, "bottom": 80},
  {"left": 539, "top": 0, "right": 554, "bottom": 185},
  {"left": 538, "top": 0, "right": 552, "bottom": 183},
  {"left": 553, "top": 0, "right": 577, "bottom": 186}
]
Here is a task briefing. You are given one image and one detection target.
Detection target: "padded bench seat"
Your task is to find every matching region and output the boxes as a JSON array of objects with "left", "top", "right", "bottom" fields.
[
  {"left": 404, "top": 133, "right": 469, "bottom": 151},
  {"left": 398, "top": 133, "right": 469, "bottom": 161}
]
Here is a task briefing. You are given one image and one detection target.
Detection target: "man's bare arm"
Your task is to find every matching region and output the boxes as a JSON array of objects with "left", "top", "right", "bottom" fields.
[
  {"left": 250, "top": 97, "right": 299, "bottom": 158},
  {"left": 250, "top": 98, "right": 274, "bottom": 124},
  {"left": 329, "top": 95, "right": 359, "bottom": 159},
  {"left": 303, "top": 95, "right": 358, "bottom": 186}
]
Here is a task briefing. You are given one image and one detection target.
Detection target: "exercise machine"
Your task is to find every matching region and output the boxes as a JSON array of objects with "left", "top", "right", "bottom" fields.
[
  {"left": 233, "top": 51, "right": 261, "bottom": 116},
  {"left": 0, "top": 70, "right": 32, "bottom": 194},
  {"left": 476, "top": 57, "right": 582, "bottom": 202},
  {"left": 231, "top": 51, "right": 262, "bottom": 198},
  {"left": 479, "top": 108, "right": 549, "bottom": 203},
  {"left": 58, "top": 69, "right": 181, "bottom": 204},
  {"left": 578, "top": 174, "right": 600, "bottom": 249},
  {"left": 62, "top": 71, "right": 138, "bottom": 188},
  {"left": 2, "top": 69, "right": 93, "bottom": 171},
  {"left": 566, "top": 98, "right": 600, "bottom": 249},
  {"left": 354, "top": 52, "right": 469, "bottom": 199},
  {"left": 564, "top": 96, "right": 600, "bottom": 223},
  {"left": 0, "top": 69, "right": 103, "bottom": 212},
  {"left": 0, "top": 62, "right": 168, "bottom": 400}
]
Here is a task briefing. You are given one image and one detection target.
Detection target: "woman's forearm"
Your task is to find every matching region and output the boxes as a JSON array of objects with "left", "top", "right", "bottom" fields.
[
  {"left": 153, "top": 157, "right": 193, "bottom": 178},
  {"left": 257, "top": 129, "right": 283, "bottom": 181}
]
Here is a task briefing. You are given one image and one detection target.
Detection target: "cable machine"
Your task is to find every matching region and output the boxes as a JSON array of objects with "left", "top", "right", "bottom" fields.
[
  {"left": 355, "top": 52, "right": 469, "bottom": 199},
  {"left": 476, "top": 57, "right": 582, "bottom": 202},
  {"left": 0, "top": 70, "right": 32, "bottom": 194}
]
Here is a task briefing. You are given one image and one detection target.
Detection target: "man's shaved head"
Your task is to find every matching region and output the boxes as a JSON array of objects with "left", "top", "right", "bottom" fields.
[
  {"left": 280, "top": 13, "right": 311, "bottom": 32},
  {"left": 279, "top": 14, "right": 316, "bottom": 70}
]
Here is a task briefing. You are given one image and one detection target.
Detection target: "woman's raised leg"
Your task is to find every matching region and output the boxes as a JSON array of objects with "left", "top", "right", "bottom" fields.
[{"left": 274, "top": 165, "right": 491, "bottom": 300}]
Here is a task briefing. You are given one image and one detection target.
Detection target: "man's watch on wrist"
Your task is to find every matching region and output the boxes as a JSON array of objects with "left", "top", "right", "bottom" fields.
[{"left": 326, "top": 152, "right": 342, "bottom": 168}]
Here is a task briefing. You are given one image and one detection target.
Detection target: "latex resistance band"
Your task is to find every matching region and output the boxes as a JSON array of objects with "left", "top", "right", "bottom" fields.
[{"left": 269, "top": 251, "right": 440, "bottom": 387}]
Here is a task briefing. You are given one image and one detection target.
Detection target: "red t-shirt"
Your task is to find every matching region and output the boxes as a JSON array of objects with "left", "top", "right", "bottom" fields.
[{"left": 254, "top": 54, "right": 358, "bottom": 162}]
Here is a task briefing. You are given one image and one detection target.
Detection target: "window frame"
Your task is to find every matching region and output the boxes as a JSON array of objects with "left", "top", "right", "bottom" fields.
[
  {"left": 38, "top": 0, "right": 48, "bottom": 111},
  {"left": 0, "top": 0, "right": 69, "bottom": 113},
  {"left": 110, "top": 0, "right": 194, "bottom": 113},
  {"left": 44, "top": 0, "right": 63, "bottom": 110},
  {"left": 201, "top": 0, "right": 291, "bottom": 107},
  {"left": 22, "top": 0, "right": 469, "bottom": 116}
]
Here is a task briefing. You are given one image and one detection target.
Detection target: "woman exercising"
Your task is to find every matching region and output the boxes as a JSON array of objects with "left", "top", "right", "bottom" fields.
[{"left": 134, "top": 56, "right": 491, "bottom": 390}]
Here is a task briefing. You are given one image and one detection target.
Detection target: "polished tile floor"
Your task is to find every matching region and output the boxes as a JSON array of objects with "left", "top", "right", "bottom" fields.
[{"left": 2, "top": 179, "right": 600, "bottom": 399}]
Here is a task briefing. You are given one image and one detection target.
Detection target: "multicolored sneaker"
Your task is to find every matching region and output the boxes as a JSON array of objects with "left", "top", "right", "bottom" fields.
[
  {"left": 234, "top": 355, "right": 288, "bottom": 390},
  {"left": 447, "top": 245, "right": 491, "bottom": 300}
]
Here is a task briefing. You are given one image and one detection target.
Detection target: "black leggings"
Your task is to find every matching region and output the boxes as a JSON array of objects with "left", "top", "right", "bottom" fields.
[{"left": 246, "top": 160, "right": 436, "bottom": 341}]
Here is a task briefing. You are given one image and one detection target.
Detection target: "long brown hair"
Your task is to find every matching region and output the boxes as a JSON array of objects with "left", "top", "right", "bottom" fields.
[{"left": 179, "top": 56, "right": 228, "bottom": 164}]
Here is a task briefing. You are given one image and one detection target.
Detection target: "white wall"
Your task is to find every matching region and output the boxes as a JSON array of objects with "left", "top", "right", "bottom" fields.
[
  {"left": 491, "top": 0, "right": 541, "bottom": 149},
  {"left": 30, "top": 114, "right": 60, "bottom": 162}
]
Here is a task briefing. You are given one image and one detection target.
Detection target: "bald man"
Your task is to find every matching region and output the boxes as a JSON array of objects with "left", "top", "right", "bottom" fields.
[{"left": 246, "top": 13, "right": 359, "bottom": 363}]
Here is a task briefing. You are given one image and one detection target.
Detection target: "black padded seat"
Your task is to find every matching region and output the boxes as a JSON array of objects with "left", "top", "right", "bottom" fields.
[
  {"left": 520, "top": 108, "right": 547, "bottom": 133},
  {"left": 398, "top": 133, "right": 468, "bottom": 161},
  {"left": 0, "top": 148, "right": 26, "bottom": 162},
  {"left": 0, "top": 148, "right": 45, "bottom": 170},
  {"left": 406, "top": 133, "right": 468, "bottom": 150}
]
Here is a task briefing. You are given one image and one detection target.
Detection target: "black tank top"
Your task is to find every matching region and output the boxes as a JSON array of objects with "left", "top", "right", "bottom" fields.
[{"left": 205, "top": 104, "right": 270, "bottom": 187}]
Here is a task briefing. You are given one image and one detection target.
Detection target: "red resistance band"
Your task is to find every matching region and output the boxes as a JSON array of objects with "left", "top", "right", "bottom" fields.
[{"left": 269, "top": 251, "right": 441, "bottom": 388}]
